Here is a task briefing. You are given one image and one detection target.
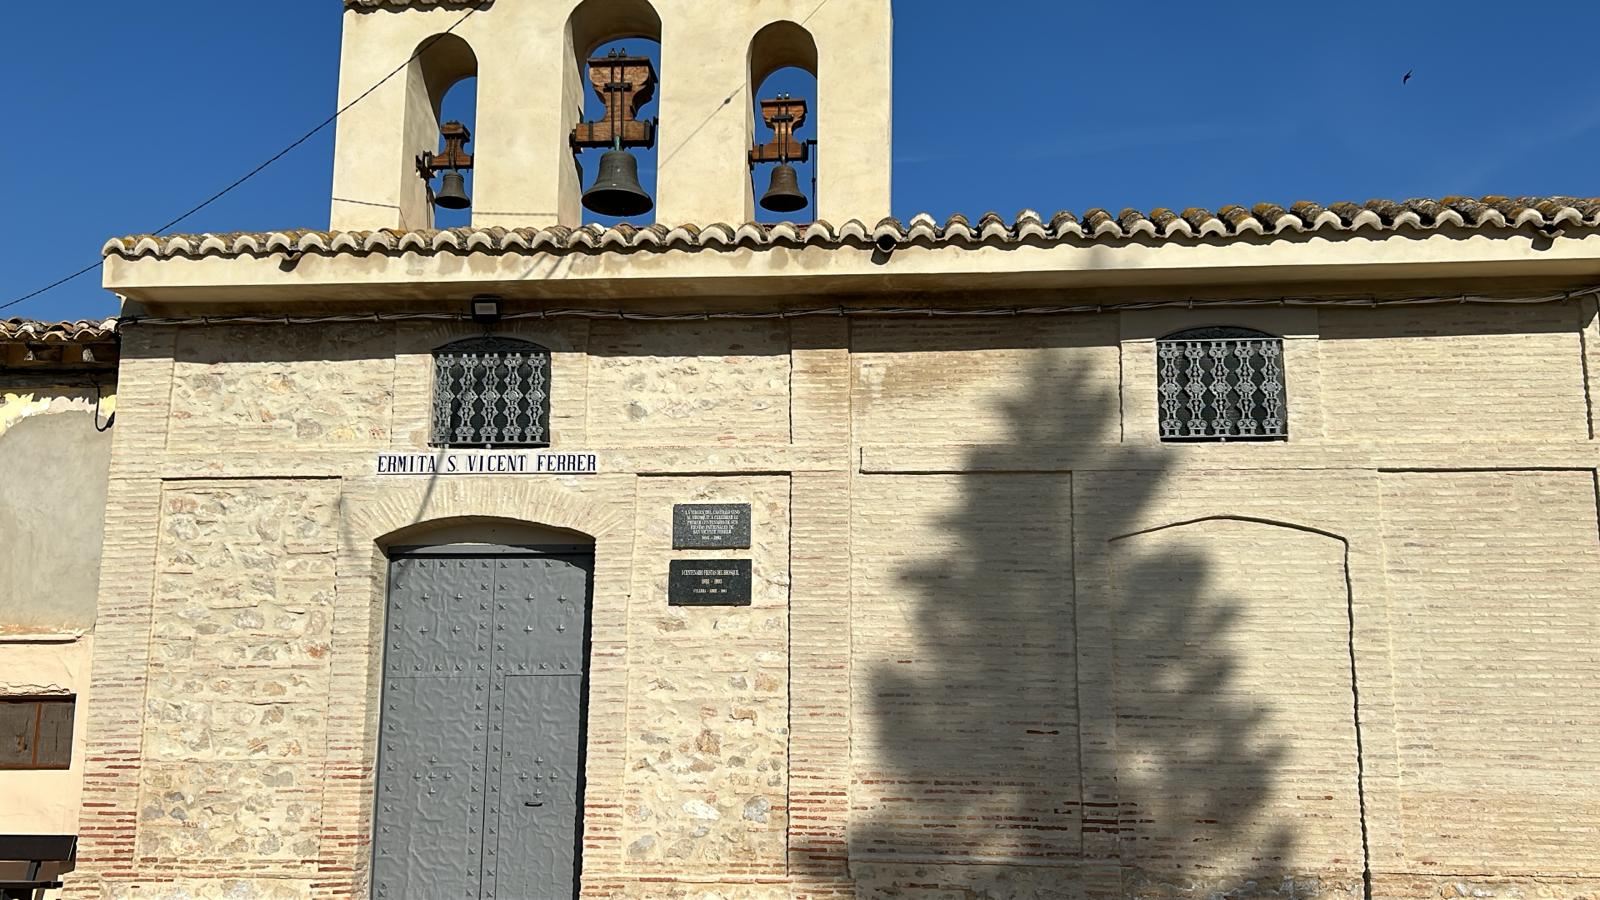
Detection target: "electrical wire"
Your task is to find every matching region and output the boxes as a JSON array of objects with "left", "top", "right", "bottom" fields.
[
  {"left": 115, "top": 285, "right": 1600, "bottom": 329},
  {"left": 93, "top": 380, "right": 115, "bottom": 433},
  {"left": 0, "top": 0, "right": 492, "bottom": 317}
]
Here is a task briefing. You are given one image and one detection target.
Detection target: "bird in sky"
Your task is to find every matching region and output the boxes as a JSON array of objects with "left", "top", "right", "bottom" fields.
[{"left": 1403, "top": 69, "right": 1414, "bottom": 84}]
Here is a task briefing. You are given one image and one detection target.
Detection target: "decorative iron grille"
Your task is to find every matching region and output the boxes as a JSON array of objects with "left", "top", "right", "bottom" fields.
[
  {"left": 431, "top": 337, "right": 552, "bottom": 447},
  {"left": 1158, "top": 327, "right": 1287, "bottom": 441}
]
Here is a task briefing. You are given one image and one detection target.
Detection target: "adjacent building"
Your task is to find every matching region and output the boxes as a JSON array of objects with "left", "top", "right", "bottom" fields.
[
  {"left": 12, "top": 1, "right": 1600, "bottom": 898},
  {"left": 0, "top": 319, "right": 117, "bottom": 898}
]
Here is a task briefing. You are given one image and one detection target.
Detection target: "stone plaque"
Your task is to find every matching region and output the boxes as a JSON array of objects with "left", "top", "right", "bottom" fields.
[
  {"left": 668, "top": 560, "right": 753, "bottom": 607},
  {"left": 673, "top": 503, "right": 752, "bottom": 550}
]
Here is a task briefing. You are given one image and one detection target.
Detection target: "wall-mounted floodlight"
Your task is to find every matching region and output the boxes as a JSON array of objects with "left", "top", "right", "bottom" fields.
[{"left": 471, "top": 296, "right": 503, "bottom": 325}]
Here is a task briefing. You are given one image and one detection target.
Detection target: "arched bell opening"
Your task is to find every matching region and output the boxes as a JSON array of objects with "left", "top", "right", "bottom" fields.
[
  {"left": 431, "top": 77, "right": 479, "bottom": 227},
  {"left": 564, "top": 0, "right": 663, "bottom": 227},
  {"left": 748, "top": 21, "right": 819, "bottom": 223},
  {"left": 405, "top": 32, "right": 479, "bottom": 229}
]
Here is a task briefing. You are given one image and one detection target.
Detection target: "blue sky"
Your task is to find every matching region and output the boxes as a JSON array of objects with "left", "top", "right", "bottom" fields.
[{"left": 5, "top": 2, "right": 1600, "bottom": 322}]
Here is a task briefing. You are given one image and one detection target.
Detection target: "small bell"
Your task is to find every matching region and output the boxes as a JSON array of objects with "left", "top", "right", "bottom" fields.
[
  {"left": 434, "top": 170, "right": 471, "bottom": 210},
  {"left": 759, "top": 162, "right": 808, "bottom": 214},
  {"left": 582, "top": 149, "right": 653, "bottom": 218}
]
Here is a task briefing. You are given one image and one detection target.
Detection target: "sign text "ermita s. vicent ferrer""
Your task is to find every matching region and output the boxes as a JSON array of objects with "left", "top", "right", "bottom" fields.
[{"left": 374, "top": 452, "right": 600, "bottom": 476}]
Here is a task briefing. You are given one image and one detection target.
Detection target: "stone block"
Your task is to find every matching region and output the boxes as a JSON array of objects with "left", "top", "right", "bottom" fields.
[
  {"left": 135, "top": 762, "right": 322, "bottom": 865},
  {"left": 100, "top": 878, "right": 316, "bottom": 899}
]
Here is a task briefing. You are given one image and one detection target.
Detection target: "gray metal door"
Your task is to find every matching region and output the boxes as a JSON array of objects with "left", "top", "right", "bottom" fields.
[{"left": 373, "top": 553, "right": 591, "bottom": 900}]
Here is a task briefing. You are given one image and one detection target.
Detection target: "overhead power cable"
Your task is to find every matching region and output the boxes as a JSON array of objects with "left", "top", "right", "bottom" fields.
[
  {"left": 116, "top": 285, "right": 1600, "bottom": 329},
  {"left": 0, "top": 0, "right": 491, "bottom": 317}
]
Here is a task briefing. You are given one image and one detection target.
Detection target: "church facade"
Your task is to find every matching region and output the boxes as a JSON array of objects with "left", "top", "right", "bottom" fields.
[{"left": 36, "top": 1, "right": 1600, "bottom": 899}]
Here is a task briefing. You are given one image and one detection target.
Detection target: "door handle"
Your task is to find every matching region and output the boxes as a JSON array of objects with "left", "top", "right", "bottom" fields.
[{"left": 524, "top": 801, "right": 544, "bottom": 808}]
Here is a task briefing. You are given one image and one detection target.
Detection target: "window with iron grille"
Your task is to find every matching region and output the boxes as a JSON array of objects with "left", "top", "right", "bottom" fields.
[
  {"left": 0, "top": 696, "right": 74, "bottom": 770},
  {"left": 1158, "top": 327, "right": 1287, "bottom": 442},
  {"left": 432, "top": 337, "right": 552, "bottom": 447}
]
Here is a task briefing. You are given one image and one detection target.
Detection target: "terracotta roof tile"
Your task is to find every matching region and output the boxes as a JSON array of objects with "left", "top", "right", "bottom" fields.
[
  {"left": 0, "top": 319, "right": 118, "bottom": 343},
  {"left": 345, "top": 0, "right": 490, "bottom": 9},
  {"left": 100, "top": 196, "right": 1600, "bottom": 263}
]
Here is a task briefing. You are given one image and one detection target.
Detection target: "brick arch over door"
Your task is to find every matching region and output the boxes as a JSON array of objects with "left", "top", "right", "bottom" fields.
[
  {"left": 1105, "top": 516, "right": 1369, "bottom": 893},
  {"left": 323, "top": 477, "right": 636, "bottom": 896}
]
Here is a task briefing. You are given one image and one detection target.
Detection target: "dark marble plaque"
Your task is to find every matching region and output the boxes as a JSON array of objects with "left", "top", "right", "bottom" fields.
[
  {"left": 668, "top": 560, "right": 753, "bottom": 607},
  {"left": 673, "top": 503, "right": 752, "bottom": 550}
]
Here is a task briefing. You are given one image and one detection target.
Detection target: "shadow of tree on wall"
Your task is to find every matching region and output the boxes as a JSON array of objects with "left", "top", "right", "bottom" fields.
[
  {"left": 854, "top": 357, "right": 1305, "bottom": 899},
  {"left": 1102, "top": 531, "right": 1296, "bottom": 897}
]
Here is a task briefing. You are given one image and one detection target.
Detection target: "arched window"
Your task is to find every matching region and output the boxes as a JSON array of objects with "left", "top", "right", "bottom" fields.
[
  {"left": 431, "top": 337, "right": 552, "bottom": 448},
  {"left": 1157, "top": 327, "right": 1287, "bottom": 442}
]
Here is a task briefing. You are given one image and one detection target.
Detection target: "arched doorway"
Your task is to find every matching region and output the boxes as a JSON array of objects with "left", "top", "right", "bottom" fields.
[{"left": 371, "top": 522, "right": 595, "bottom": 899}]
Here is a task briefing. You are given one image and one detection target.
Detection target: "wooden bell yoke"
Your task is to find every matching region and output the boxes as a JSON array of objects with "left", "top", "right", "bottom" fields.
[
  {"left": 571, "top": 50, "right": 658, "bottom": 151},
  {"left": 749, "top": 95, "right": 810, "bottom": 166}
]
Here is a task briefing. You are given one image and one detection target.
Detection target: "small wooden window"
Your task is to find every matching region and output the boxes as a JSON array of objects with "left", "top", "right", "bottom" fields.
[{"left": 0, "top": 697, "right": 75, "bottom": 770}]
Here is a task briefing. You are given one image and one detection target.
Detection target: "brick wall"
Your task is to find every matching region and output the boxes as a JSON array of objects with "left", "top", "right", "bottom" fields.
[
  {"left": 1319, "top": 305, "right": 1590, "bottom": 443},
  {"left": 1380, "top": 472, "right": 1600, "bottom": 877},
  {"left": 852, "top": 473, "right": 1079, "bottom": 870},
  {"left": 68, "top": 299, "right": 1600, "bottom": 898}
]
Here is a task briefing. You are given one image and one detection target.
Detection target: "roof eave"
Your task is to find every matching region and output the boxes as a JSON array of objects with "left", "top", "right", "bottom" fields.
[{"left": 102, "top": 228, "right": 1600, "bottom": 307}]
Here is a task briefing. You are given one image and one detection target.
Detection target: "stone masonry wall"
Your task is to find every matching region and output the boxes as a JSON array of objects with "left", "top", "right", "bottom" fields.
[
  {"left": 167, "top": 324, "right": 394, "bottom": 451},
  {"left": 138, "top": 481, "right": 338, "bottom": 873},
  {"left": 622, "top": 476, "right": 791, "bottom": 876},
  {"left": 70, "top": 299, "right": 1600, "bottom": 899},
  {"left": 586, "top": 320, "right": 792, "bottom": 447}
]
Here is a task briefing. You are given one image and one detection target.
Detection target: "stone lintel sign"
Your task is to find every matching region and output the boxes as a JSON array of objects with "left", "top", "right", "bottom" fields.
[
  {"left": 669, "top": 560, "right": 753, "bottom": 607},
  {"left": 673, "top": 503, "right": 753, "bottom": 550},
  {"left": 375, "top": 452, "right": 599, "bottom": 476}
]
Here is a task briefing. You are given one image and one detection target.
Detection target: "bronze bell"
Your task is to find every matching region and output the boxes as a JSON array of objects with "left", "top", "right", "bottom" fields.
[
  {"left": 582, "top": 149, "right": 652, "bottom": 217},
  {"left": 434, "top": 170, "right": 471, "bottom": 210},
  {"left": 759, "top": 163, "right": 808, "bottom": 214}
]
